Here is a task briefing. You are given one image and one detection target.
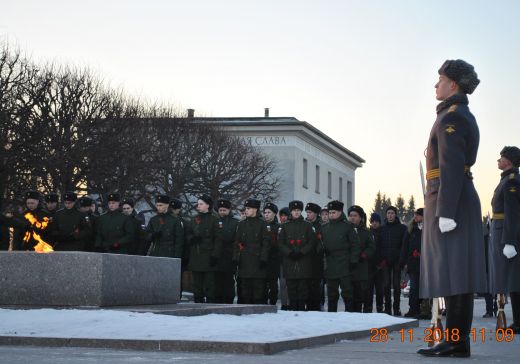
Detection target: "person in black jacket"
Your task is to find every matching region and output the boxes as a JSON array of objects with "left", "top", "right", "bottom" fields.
[
  {"left": 400, "top": 208, "right": 424, "bottom": 318},
  {"left": 367, "top": 213, "right": 384, "bottom": 312},
  {"left": 380, "top": 206, "right": 407, "bottom": 316}
]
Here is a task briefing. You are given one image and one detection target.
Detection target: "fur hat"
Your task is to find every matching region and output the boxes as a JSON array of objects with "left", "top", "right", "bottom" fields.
[
  {"left": 501, "top": 146, "right": 520, "bottom": 167},
  {"left": 305, "top": 202, "right": 321, "bottom": 214},
  {"left": 244, "top": 199, "right": 261, "bottom": 209},
  {"left": 264, "top": 202, "right": 278, "bottom": 214},
  {"left": 438, "top": 59, "right": 480, "bottom": 94},
  {"left": 217, "top": 199, "right": 232, "bottom": 209},
  {"left": 289, "top": 200, "right": 304, "bottom": 211},
  {"left": 327, "top": 200, "right": 344, "bottom": 211}
]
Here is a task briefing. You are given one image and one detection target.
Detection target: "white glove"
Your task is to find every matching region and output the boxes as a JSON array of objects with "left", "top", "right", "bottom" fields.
[
  {"left": 503, "top": 244, "right": 518, "bottom": 259},
  {"left": 439, "top": 217, "right": 457, "bottom": 233}
]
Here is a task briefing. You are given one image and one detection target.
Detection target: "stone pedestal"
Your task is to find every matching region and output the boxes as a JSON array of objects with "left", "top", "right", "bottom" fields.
[{"left": 0, "top": 252, "right": 181, "bottom": 306}]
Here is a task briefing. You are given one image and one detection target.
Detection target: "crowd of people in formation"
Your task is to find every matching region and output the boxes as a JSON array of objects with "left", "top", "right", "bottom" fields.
[{"left": 1, "top": 188, "right": 432, "bottom": 317}]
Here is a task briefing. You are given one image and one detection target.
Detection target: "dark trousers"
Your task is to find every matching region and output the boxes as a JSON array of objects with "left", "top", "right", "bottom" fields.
[
  {"left": 192, "top": 271, "right": 216, "bottom": 303},
  {"left": 287, "top": 279, "right": 310, "bottom": 311},
  {"left": 383, "top": 262, "right": 401, "bottom": 312},
  {"left": 367, "top": 268, "right": 384, "bottom": 312},
  {"left": 307, "top": 278, "right": 322, "bottom": 311},
  {"left": 240, "top": 278, "right": 266, "bottom": 304},
  {"left": 346, "top": 280, "right": 368, "bottom": 312},
  {"left": 445, "top": 293, "right": 473, "bottom": 340},
  {"left": 327, "top": 276, "right": 352, "bottom": 312},
  {"left": 214, "top": 271, "right": 235, "bottom": 304},
  {"left": 265, "top": 278, "right": 279, "bottom": 305},
  {"left": 511, "top": 292, "right": 520, "bottom": 325},
  {"left": 408, "top": 270, "right": 420, "bottom": 313}
]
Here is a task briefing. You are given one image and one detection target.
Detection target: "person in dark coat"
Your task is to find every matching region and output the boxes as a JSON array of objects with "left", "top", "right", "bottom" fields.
[
  {"left": 43, "top": 193, "right": 59, "bottom": 222},
  {"left": 146, "top": 194, "right": 184, "bottom": 259},
  {"left": 263, "top": 202, "right": 280, "bottom": 306},
  {"left": 95, "top": 193, "right": 135, "bottom": 254},
  {"left": 78, "top": 196, "right": 97, "bottom": 252},
  {"left": 52, "top": 192, "right": 91, "bottom": 251},
  {"left": 400, "top": 208, "right": 424, "bottom": 318},
  {"left": 13, "top": 191, "right": 53, "bottom": 251},
  {"left": 380, "top": 206, "right": 407, "bottom": 316},
  {"left": 347, "top": 205, "right": 376, "bottom": 313},
  {"left": 214, "top": 199, "right": 239, "bottom": 304},
  {"left": 367, "top": 213, "right": 384, "bottom": 313},
  {"left": 305, "top": 202, "right": 324, "bottom": 311},
  {"left": 488, "top": 146, "right": 520, "bottom": 333},
  {"left": 418, "top": 59, "right": 486, "bottom": 358},
  {"left": 121, "top": 198, "right": 146, "bottom": 255}
]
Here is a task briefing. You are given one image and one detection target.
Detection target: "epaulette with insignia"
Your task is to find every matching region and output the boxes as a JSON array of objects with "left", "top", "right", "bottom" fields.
[
  {"left": 448, "top": 105, "right": 458, "bottom": 113},
  {"left": 509, "top": 173, "right": 516, "bottom": 180}
]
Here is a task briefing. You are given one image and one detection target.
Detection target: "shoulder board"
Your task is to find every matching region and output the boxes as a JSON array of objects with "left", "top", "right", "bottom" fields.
[
  {"left": 510, "top": 173, "right": 516, "bottom": 180},
  {"left": 448, "top": 105, "right": 457, "bottom": 113}
]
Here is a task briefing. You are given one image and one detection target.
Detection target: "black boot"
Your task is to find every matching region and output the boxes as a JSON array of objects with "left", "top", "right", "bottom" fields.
[
  {"left": 417, "top": 293, "right": 473, "bottom": 358},
  {"left": 328, "top": 300, "right": 338, "bottom": 312},
  {"left": 510, "top": 292, "right": 520, "bottom": 333}
]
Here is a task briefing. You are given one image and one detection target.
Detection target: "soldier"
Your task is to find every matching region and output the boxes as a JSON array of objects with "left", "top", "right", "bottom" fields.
[
  {"left": 321, "top": 200, "right": 361, "bottom": 312},
  {"left": 146, "top": 194, "right": 184, "bottom": 259},
  {"left": 171, "top": 198, "right": 191, "bottom": 294},
  {"left": 214, "top": 199, "right": 239, "bottom": 304},
  {"left": 278, "top": 200, "right": 317, "bottom": 311},
  {"left": 347, "top": 205, "right": 376, "bottom": 313},
  {"left": 121, "top": 198, "right": 146, "bottom": 255},
  {"left": 305, "top": 202, "right": 324, "bottom": 311},
  {"left": 78, "top": 196, "right": 97, "bottom": 251},
  {"left": 232, "top": 199, "right": 269, "bottom": 304},
  {"left": 418, "top": 60, "right": 485, "bottom": 357},
  {"left": 52, "top": 192, "right": 91, "bottom": 251},
  {"left": 188, "top": 194, "right": 222, "bottom": 303},
  {"left": 367, "top": 213, "right": 384, "bottom": 313},
  {"left": 488, "top": 146, "right": 520, "bottom": 333},
  {"left": 400, "top": 208, "right": 424, "bottom": 318},
  {"left": 13, "top": 191, "right": 52, "bottom": 251},
  {"left": 95, "top": 193, "right": 135, "bottom": 254},
  {"left": 320, "top": 206, "right": 329, "bottom": 224},
  {"left": 279, "top": 207, "right": 289, "bottom": 224},
  {"left": 44, "top": 193, "right": 59, "bottom": 221},
  {"left": 278, "top": 206, "right": 290, "bottom": 310},
  {"left": 263, "top": 202, "right": 280, "bottom": 306}
]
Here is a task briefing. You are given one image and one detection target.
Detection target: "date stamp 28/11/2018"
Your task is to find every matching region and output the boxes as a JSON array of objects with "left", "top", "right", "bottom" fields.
[{"left": 370, "top": 328, "right": 515, "bottom": 344}]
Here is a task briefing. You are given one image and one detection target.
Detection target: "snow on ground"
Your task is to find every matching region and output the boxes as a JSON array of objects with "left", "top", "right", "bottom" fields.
[{"left": 0, "top": 308, "right": 413, "bottom": 343}]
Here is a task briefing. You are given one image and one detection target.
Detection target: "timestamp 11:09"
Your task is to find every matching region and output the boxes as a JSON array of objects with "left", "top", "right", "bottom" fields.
[{"left": 370, "top": 327, "right": 515, "bottom": 343}]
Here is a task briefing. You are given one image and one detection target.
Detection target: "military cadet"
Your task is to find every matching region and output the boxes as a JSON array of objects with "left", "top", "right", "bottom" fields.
[
  {"left": 214, "top": 199, "right": 239, "bottom": 304},
  {"left": 121, "top": 198, "right": 146, "bottom": 255},
  {"left": 321, "top": 200, "right": 361, "bottom": 312},
  {"left": 305, "top": 202, "right": 324, "bottom": 311},
  {"left": 279, "top": 207, "right": 289, "bottom": 224},
  {"left": 232, "top": 199, "right": 270, "bottom": 304},
  {"left": 347, "top": 205, "right": 376, "bottom": 313},
  {"left": 263, "top": 202, "right": 280, "bottom": 305},
  {"left": 278, "top": 206, "right": 290, "bottom": 310},
  {"left": 188, "top": 194, "right": 222, "bottom": 303},
  {"left": 400, "top": 208, "right": 424, "bottom": 318},
  {"left": 320, "top": 206, "right": 329, "bottom": 224},
  {"left": 13, "top": 191, "right": 52, "bottom": 251},
  {"left": 146, "top": 194, "right": 184, "bottom": 259},
  {"left": 52, "top": 192, "right": 91, "bottom": 251},
  {"left": 171, "top": 198, "right": 191, "bottom": 293},
  {"left": 368, "top": 213, "right": 384, "bottom": 313},
  {"left": 44, "top": 193, "right": 59, "bottom": 220},
  {"left": 418, "top": 60, "right": 485, "bottom": 358},
  {"left": 278, "top": 200, "right": 317, "bottom": 311},
  {"left": 78, "top": 196, "right": 97, "bottom": 251},
  {"left": 95, "top": 193, "right": 135, "bottom": 254},
  {"left": 488, "top": 146, "right": 520, "bottom": 333}
]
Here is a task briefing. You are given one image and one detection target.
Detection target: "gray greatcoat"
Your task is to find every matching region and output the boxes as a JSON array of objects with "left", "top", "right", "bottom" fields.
[
  {"left": 420, "top": 93, "right": 487, "bottom": 298},
  {"left": 488, "top": 167, "right": 520, "bottom": 293}
]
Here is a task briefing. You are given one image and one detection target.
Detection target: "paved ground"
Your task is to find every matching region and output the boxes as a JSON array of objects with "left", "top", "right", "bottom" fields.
[{"left": 0, "top": 298, "right": 516, "bottom": 364}]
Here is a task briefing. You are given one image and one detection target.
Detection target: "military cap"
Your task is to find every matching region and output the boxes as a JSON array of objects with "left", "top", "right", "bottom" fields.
[
  {"left": 415, "top": 208, "right": 424, "bottom": 216},
  {"left": 305, "top": 202, "right": 321, "bottom": 214},
  {"left": 386, "top": 205, "right": 398, "bottom": 214},
  {"left": 321, "top": 205, "right": 329, "bottom": 212},
  {"left": 264, "top": 202, "right": 278, "bottom": 214},
  {"left": 45, "top": 193, "right": 59, "bottom": 203},
  {"left": 327, "top": 200, "right": 344, "bottom": 211},
  {"left": 63, "top": 191, "right": 77, "bottom": 202},
  {"left": 122, "top": 198, "right": 135, "bottom": 207},
  {"left": 501, "top": 146, "right": 520, "bottom": 167},
  {"left": 198, "top": 194, "right": 213, "bottom": 207},
  {"left": 289, "top": 200, "right": 304, "bottom": 211},
  {"left": 370, "top": 212, "right": 382, "bottom": 223},
  {"left": 347, "top": 205, "right": 365, "bottom": 217},
  {"left": 244, "top": 199, "right": 261, "bottom": 209},
  {"left": 217, "top": 199, "right": 232, "bottom": 209},
  {"left": 170, "top": 198, "right": 183, "bottom": 210},
  {"left": 107, "top": 192, "right": 121, "bottom": 202},
  {"left": 78, "top": 196, "right": 93, "bottom": 207},
  {"left": 155, "top": 195, "right": 169, "bottom": 204},
  {"left": 25, "top": 190, "right": 41, "bottom": 201},
  {"left": 279, "top": 207, "right": 290, "bottom": 216},
  {"left": 438, "top": 59, "right": 480, "bottom": 94}
]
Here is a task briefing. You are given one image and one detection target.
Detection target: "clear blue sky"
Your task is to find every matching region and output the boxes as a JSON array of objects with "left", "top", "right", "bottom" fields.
[{"left": 3, "top": 0, "right": 520, "bottom": 214}]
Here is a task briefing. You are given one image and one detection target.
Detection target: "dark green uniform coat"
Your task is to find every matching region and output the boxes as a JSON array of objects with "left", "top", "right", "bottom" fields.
[
  {"left": 265, "top": 219, "right": 281, "bottom": 279},
  {"left": 95, "top": 210, "right": 135, "bottom": 254},
  {"left": 188, "top": 212, "right": 222, "bottom": 272},
  {"left": 52, "top": 208, "right": 92, "bottom": 251},
  {"left": 233, "top": 216, "right": 270, "bottom": 279},
  {"left": 321, "top": 217, "right": 361, "bottom": 279},
  {"left": 351, "top": 225, "right": 376, "bottom": 281},
  {"left": 278, "top": 216, "right": 317, "bottom": 279},
  {"left": 146, "top": 213, "right": 184, "bottom": 258},
  {"left": 215, "top": 215, "right": 239, "bottom": 272}
]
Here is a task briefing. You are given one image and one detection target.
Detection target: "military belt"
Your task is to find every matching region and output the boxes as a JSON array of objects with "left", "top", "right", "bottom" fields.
[
  {"left": 492, "top": 213, "right": 505, "bottom": 220},
  {"left": 426, "top": 166, "right": 471, "bottom": 180}
]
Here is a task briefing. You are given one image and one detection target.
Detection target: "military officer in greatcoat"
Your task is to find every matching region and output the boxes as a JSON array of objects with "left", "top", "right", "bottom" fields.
[
  {"left": 305, "top": 202, "right": 324, "bottom": 311},
  {"left": 232, "top": 198, "right": 270, "bottom": 304},
  {"left": 52, "top": 192, "right": 91, "bottom": 251},
  {"left": 278, "top": 200, "right": 317, "bottom": 311},
  {"left": 78, "top": 196, "right": 97, "bottom": 251},
  {"left": 146, "top": 194, "right": 184, "bottom": 259},
  {"left": 214, "top": 199, "right": 239, "bottom": 304},
  {"left": 418, "top": 60, "right": 486, "bottom": 358},
  {"left": 488, "top": 146, "right": 520, "bottom": 333},
  {"left": 95, "top": 193, "right": 135, "bottom": 254},
  {"left": 263, "top": 202, "right": 280, "bottom": 305},
  {"left": 43, "top": 193, "right": 59, "bottom": 221}
]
